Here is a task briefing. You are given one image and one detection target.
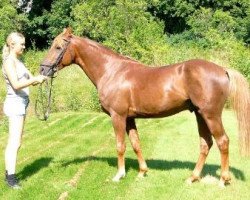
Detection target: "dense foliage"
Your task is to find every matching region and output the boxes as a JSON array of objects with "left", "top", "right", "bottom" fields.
[
  {"left": 71, "top": 0, "right": 167, "bottom": 63},
  {"left": 0, "top": 0, "right": 26, "bottom": 47},
  {"left": 149, "top": 0, "right": 250, "bottom": 43},
  {"left": 1, "top": 0, "right": 249, "bottom": 47}
]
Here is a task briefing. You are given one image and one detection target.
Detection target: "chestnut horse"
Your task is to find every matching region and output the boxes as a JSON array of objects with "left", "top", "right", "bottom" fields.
[{"left": 40, "top": 28, "right": 250, "bottom": 186}]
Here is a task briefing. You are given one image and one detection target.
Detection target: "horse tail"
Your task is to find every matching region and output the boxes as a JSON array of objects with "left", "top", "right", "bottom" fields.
[{"left": 227, "top": 68, "right": 250, "bottom": 156}]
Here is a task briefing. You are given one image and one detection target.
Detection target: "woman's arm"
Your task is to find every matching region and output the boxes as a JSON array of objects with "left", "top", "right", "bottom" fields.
[{"left": 3, "top": 59, "right": 44, "bottom": 90}]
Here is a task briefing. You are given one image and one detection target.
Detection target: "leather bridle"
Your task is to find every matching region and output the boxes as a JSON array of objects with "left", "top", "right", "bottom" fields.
[
  {"left": 41, "top": 38, "right": 71, "bottom": 77},
  {"left": 35, "top": 38, "right": 71, "bottom": 121}
]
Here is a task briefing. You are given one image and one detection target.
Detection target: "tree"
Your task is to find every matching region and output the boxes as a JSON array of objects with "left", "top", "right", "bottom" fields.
[
  {"left": 71, "top": 0, "right": 167, "bottom": 64},
  {"left": 20, "top": 0, "right": 53, "bottom": 48},
  {"left": 186, "top": 7, "right": 237, "bottom": 47},
  {"left": 19, "top": 0, "right": 80, "bottom": 48},
  {"left": 148, "top": 0, "right": 250, "bottom": 44},
  {"left": 46, "top": 0, "right": 80, "bottom": 40},
  {"left": 0, "top": 0, "right": 26, "bottom": 49}
]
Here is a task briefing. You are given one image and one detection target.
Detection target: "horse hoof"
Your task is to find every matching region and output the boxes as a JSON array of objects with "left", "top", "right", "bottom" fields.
[
  {"left": 186, "top": 176, "right": 200, "bottom": 185},
  {"left": 218, "top": 178, "right": 231, "bottom": 188},
  {"left": 112, "top": 177, "right": 120, "bottom": 182},
  {"left": 186, "top": 177, "right": 193, "bottom": 185},
  {"left": 218, "top": 180, "right": 226, "bottom": 188},
  {"left": 137, "top": 171, "right": 147, "bottom": 179},
  {"left": 112, "top": 172, "right": 125, "bottom": 182}
]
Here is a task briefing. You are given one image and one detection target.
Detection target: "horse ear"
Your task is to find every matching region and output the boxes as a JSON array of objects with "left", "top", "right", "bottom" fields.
[
  {"left": 66, "top": 27, "right": 73, "bottom": 34},
  {"left": 63, "top": 28, "right": 67, "bottom": 34},
  {"left": 63, "top": 27, "right": 73, "bottom": 35}
]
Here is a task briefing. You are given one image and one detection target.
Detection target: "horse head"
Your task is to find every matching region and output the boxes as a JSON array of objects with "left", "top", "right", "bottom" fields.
[{"left": 40, "top": 28, "right": 74, "bottom": 77}]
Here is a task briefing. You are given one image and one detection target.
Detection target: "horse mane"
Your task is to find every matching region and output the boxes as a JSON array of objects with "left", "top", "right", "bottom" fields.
[
  {"left": 83, "top": 37, "right": 140, "bottom": 64},
  {"left": 55, "top": 33, "right": 141, "bottom": 65},
  {"left": 53, "top": 32, "right": 68, "bottom": 48}
]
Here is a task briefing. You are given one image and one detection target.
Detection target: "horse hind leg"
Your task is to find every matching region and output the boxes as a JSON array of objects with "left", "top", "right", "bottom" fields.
[
  {"left": 126, "top": 118, "right": 148, "bottom": 178},
  {"left": 187, "top": 111, "right": 213, "bottom": 184},
  {"left": 201, "top": 111, "right": 231, "bottom": 187}
]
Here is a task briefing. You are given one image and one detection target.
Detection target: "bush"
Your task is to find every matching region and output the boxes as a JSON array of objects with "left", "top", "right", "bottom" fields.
[
  {"left": 187, "top": 7, "right": 237, "bottom": 48},
  {"left": 0, "top": 1, "right": 27, "bottom": 63},
  {"left": 71, "top": 0, "right": 168, "bottom": 64},
  {"left": 229, "top": 44, "right": 250, "bottom": 80},
  {"left": 23, "top": 50, "right": 47, "bottom": 74}
]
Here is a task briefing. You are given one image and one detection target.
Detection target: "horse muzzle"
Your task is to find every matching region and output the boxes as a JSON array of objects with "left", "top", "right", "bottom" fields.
[{"left": 39, "top": 65, "right": 55, "bottom": 77}]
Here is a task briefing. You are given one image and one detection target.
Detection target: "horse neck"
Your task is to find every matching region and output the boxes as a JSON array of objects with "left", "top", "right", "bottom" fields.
[{"left": 73, "top": 37, "right": 118, "bottom": 87}]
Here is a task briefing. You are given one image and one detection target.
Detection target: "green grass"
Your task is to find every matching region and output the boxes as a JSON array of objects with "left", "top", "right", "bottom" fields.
[{"left": 0, "top": 110, "right": 249, "bottom": 199}]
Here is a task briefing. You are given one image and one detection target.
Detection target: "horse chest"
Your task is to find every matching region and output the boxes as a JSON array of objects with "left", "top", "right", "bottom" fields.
[{"left": 98, "top": 87, "right": 129, "bottom": 112}]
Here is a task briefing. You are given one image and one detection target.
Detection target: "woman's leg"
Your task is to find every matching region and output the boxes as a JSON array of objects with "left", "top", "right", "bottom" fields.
[{"left": 5, "top": 115, "right": 25, "bottom": 175}]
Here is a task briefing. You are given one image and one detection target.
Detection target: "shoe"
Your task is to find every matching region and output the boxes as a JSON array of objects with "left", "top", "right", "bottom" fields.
[{"left": 5, "top": 171, "right": 21, "bottom": 189}]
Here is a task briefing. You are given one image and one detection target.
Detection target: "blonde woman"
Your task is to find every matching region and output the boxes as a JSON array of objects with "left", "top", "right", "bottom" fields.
[{"left": 2, "top": 32, "right": 47, "bottom": 189}]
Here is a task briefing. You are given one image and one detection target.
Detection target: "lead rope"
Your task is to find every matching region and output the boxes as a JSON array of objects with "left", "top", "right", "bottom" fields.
[{"left": 35, "top": 78, "right": 53, "bottom": 121}]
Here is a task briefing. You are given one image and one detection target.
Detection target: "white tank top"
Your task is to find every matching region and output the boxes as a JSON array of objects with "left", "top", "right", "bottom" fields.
[{"left": 2, "top": 57, "right": 30, "bottom": 97}]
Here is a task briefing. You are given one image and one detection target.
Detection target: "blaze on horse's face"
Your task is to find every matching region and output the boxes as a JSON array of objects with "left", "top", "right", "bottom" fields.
[{"left": 40, "top": 28, "right": 73, "bottom": 77}]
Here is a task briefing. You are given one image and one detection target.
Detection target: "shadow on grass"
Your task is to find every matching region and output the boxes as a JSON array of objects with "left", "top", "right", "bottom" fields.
[
  {"left": 61, "top": 156, "right": 245, "bottom": 181},
  {"left": 17, "top": 157, "right": 53, "bottom": 180}
]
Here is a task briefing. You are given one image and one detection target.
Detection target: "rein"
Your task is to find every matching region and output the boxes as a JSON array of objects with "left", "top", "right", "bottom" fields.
[
  {"left": 35, "top": 78, "right": 54, "bottom": 121},
  {"left": 35, "top": 38, "right": 70, "bottom": 121}
]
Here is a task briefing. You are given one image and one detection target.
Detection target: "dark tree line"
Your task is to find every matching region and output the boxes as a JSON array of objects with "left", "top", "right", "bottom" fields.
[{"left": 1, "top": 0, "right": 249, "bottom": 49}]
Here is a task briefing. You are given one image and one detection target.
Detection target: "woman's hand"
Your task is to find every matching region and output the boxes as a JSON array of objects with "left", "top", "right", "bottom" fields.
[{"left": 33, "top": 75, "right": 48, "bottom": 85}]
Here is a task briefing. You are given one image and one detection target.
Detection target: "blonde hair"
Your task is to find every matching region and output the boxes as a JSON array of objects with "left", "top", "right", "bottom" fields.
[{"left": 2, "top": 32, "right": 25, "bottom": 60}]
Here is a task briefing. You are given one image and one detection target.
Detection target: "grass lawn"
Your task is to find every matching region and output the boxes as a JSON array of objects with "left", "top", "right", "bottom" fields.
[{"left": 0, "top": 110, "right": 249, "bottom": 200}]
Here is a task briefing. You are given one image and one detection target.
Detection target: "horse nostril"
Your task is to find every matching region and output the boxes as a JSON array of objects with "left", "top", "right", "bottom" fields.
[{"left": 40, "top": 67, "right": 44, "bottom": 75}]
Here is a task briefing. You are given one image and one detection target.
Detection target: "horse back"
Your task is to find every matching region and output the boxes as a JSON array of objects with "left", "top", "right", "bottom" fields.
[{"left": 99, "top": 59, "right": 229, "bottom": 117}]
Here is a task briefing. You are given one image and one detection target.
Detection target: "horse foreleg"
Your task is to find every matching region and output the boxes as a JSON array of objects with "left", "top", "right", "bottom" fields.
[
  {"left": 111, "top": 114, "right": 127, "bottom": 182},
  {"left": 126, "top": 118, "right": 148, "bottom": 178},
  {"left": 187, "top": 112, "right": 213, "bottom": 184}
]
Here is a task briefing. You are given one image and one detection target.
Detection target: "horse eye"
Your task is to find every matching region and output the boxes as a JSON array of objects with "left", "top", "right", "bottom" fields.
[{"left": 56, "top": 46, "right": 61, "bottom": 50}]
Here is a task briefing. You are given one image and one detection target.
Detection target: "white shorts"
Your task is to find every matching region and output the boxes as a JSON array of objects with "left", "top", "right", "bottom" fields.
[{"left": 3, "top": 96, "right": 29, "bottom": 117}]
